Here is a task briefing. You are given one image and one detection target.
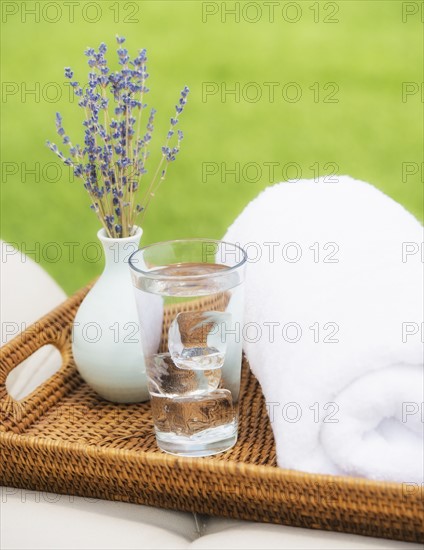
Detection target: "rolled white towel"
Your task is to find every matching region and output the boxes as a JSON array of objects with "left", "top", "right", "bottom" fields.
[{"left": 223, "top": 176, "right": 423, "bottom": 483}]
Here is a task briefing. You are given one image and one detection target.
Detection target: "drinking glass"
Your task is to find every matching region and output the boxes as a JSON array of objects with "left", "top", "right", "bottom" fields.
[{"left": 129, "top": 239, "right": 247, "bottom": 457}]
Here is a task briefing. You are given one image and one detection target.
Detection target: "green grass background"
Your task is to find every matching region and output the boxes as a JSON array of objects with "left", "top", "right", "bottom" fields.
[{"left": 1, "top": 0, "right": 422, "bottom": 294}]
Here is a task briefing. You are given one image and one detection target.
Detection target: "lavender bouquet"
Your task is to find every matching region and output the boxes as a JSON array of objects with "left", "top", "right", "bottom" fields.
[{"left": 48, "top": 36, "right": 189, "bottom": 239}]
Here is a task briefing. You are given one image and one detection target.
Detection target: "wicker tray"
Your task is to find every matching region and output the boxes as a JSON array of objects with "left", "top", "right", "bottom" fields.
[{"left": 0, "top": 285, "right": 422, "bottom": 543}]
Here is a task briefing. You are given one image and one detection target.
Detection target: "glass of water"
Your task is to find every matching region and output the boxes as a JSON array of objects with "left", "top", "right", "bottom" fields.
[{"left": 129, "top": 239, "right": 247, "bottom": 457}]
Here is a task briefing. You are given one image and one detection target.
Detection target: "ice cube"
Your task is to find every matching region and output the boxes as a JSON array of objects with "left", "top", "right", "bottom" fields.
[
  {"left": 147, "top": 352, "right": 222, "bottom": 396},
  {"left": 150, "top": 389, "right": 234, "bottom": 436},
  {"left": 168, "top": 311, "right": 231, "bottom": 370},
  {"left": 146, "top": 352, "right": 198, "bottom": 397}
]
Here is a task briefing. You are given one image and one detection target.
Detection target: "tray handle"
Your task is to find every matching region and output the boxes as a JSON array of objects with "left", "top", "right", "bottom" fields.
[{"left": 0, "top": 286, "right": 90, "bottom": 433}]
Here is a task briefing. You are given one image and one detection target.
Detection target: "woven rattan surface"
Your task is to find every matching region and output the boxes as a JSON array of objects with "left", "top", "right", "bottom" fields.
[{"left": 0, "top": 285, "right": 422, "bottom": 543}]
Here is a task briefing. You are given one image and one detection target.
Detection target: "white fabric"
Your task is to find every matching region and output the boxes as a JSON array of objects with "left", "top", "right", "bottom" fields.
[
  {"left": 0, "top": 240, "right": 66, "bottom": 341},
  {"left": 191, "top": 519, "right": 419, "bottom": 549},
  {"left": 224, "top": 176, "right": 424, "bottom": 483},
  {"left": 0, "top": 488, "right": 196, "bottom": 549},
  {"left": 0, "top": 240, "right": 67, "bottom": 399}
]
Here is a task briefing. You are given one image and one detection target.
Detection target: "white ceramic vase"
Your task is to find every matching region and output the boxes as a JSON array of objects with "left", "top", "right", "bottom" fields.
[{"left": 72, "top": 226, "right": 150, "bottom": 403}]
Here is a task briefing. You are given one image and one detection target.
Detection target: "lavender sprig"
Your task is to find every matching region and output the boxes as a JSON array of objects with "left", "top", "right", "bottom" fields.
[{"left": 48, "top": 36, "right": 189, "bottom": 238}]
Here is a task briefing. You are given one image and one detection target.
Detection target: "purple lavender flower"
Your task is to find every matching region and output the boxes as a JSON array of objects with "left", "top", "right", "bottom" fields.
[{"left": 48, "top": 37, "right": 189, "bottom": 239}]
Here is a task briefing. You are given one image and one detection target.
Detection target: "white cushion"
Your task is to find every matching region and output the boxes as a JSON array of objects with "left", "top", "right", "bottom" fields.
[
  {"left": 0, "top": 488, "right": 196, "bottom": 549},
  {"left": 0, "top": 240, "right": 66, "bottom": 343},
  {"left": 1, "top": 240, "right": 66, "bottom": 399},
  {"left": 196, "top": 518, "right": 420, "bottom": 549}
]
